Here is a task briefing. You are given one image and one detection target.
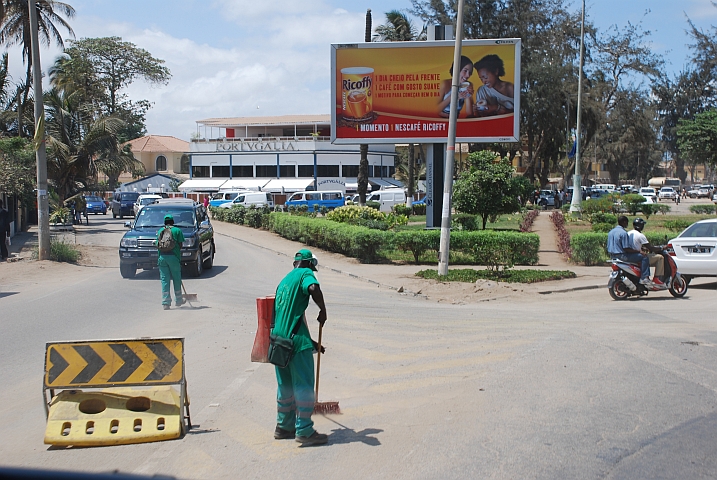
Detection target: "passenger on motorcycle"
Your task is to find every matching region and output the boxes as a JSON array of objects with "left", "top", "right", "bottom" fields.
[
  {"left": 607, "top": 215, "right": 652, "bottom": 287},
  {"left": 628, "top": 218, "right": 665, "bottom": 287}
]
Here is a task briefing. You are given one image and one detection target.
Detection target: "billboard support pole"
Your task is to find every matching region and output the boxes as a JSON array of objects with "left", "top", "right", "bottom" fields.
[{"left": 437, "top": 0, "right": 466, "bottom": 276}]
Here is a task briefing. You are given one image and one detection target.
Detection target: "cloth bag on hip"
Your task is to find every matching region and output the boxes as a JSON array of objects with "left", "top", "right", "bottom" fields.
[{"left": 268, "top": 316, "right": 302, "bottom": 368}]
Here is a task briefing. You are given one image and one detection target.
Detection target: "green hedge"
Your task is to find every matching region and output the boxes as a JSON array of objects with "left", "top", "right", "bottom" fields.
[
  {"left": 570, "top": 231, "right": 673, "bottom": 265},
  {"left": 689, "top": 204, "right": 717, "bottom": 215},
  {"left": 264, "top": 213, "right": 539, "bottom": 265}
]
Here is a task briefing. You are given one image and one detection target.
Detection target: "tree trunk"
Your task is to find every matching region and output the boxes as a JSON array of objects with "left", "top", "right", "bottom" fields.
[
  {"left": 407, "top": 144, "right": 415, "bottom": 203},
  {"left": 358, "top": 144, "right": 369, "bottom": 205}
]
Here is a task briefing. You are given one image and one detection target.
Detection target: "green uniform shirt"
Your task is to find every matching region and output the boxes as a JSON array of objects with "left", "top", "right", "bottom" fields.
[
  {"left": 272, "top": 267, "right": 319, "bottom": 354},
  {"left": 156, "top": 226, "right": 185, "bottom": 260}
]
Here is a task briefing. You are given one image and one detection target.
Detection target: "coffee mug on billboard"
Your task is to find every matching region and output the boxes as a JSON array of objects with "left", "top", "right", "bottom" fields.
[{"left": 341, "top": 67, "right": 374, "bottom": 122}]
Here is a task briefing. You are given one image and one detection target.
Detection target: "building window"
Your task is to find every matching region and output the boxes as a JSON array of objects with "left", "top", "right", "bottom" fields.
[
  {"left": 212, "top": 166, "right": 230, "bottom": 177},
  {"left": 342, "top": 165, "right": 359, "bottom": 177},
  {"left": 279, "top": 165, "right": 295, "bottom": 177},
  {"left": 298, "top": 165, "right": 314, "bottom": 177},
  {"left": 317, "top": 165, "right": 339, "bottom": 177},
  {"left": 192, "top": 166, "right": 209, "bottom": 178},
  {"left": 180, "top": 154, "right": 190, "bottom": 174},
  {"left": 156, "top": 155, "right": 167, "bottom": 171},
  {"left": 388, "top": 166, "right": 395, "bottom": 177},
  {"left": 256, "top": 165, "right": 276, "bottom": 177},
  {"left": 232, "top": 165, "right": 253, "bottom": 177}
]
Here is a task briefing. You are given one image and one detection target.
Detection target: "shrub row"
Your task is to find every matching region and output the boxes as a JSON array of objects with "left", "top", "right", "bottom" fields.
[
  {"left": 689, "top": 204, "right": 717, "bottom": 214},
  {"left": 550, "top": 210, "right": 572, "bottom": 259},
  {"left": 519, "top": 209, "right": 539, "bottom": 232},
  {"left": 264, "top": 213, "right": 539, "bottom": 265},
  {"left": 570, "top": 231, "right": 673, "bottom": 266}
]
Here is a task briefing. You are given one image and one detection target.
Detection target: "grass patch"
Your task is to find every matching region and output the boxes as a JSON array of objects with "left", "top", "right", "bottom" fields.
[
  {"left": 32, "top": 238, "right": 81, "bottom": 263},
  {"left": 416, "top": 268, "right": 577, "bottom": 283}
]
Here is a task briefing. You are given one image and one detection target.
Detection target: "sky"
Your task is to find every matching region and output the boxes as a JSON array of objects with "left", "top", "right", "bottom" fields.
[{"left": 3, "top": 0, "right": 717, "bottom": 140}]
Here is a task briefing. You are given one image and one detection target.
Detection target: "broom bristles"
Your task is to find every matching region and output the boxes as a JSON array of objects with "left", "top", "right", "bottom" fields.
[{"left": 314, "top": 401, "right": 340, "bottom": 415}]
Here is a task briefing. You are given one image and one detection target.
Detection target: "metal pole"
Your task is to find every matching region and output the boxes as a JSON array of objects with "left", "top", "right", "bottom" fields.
[
  {"left": 569, "top": 0, "right": 585, "bottom": 214},
  {"left": 29, "top": 0, "right": 50, "bottom": 259},
  {"left": 437, "top": 0, "right": 465, "bottom": 276}
]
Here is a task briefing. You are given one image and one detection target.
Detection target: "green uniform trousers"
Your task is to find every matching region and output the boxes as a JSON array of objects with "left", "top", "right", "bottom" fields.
[
  {"left": 275, "top": 348, "right": 315, "bottom": 437},
  {"left": 158, "top": 255, "right": 182, "bottom": 306}
]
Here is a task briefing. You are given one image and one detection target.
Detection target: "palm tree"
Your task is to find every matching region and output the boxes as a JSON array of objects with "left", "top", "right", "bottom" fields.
[
  {"left": 374, "top": 10, "right": 425, "bottom": 203},
  {"left": 43, "top": 87, "right": 142, "bottom": 201},
  {"left": 373, "top": 10, "right": 425, "bottom": 42},
  {"left": 0, "top": 0, "right": 75, "bottom": 136}
]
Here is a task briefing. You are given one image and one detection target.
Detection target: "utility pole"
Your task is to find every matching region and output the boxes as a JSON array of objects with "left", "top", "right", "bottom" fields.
[
  {"left": 437, "top": 0, "right": 465, "bottom": 276},
  {"left": 569, "top": 0, "right": 586, "bottom": 215},
  {"left": 29, "top": 0, "right": 50, "bottom": 259}
]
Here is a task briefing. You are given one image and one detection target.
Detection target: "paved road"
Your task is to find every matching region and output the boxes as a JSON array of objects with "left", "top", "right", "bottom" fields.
[{"left": 1, "top": 217, "right": 717, "bottom": 479}]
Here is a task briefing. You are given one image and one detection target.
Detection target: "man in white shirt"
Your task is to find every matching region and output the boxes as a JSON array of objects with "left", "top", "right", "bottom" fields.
[{"left": 628, "top": 217, "right": 665, "bottom": 286}]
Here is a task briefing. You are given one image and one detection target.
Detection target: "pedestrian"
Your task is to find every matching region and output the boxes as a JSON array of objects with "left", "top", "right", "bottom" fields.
[
  {"left": 74, "top": 195, "right": 86, "bottom": 225},
  {"left": 554, "top": 190, "right": 561, "bottom": 209},
  {"left": 156, "top": 214, "right": 185, "bottom": 310},
  {"left": 203, "top": 196, "right": 209, "bottom": 208},
  {"left": 272, "top": 248, "right": 329, "bottom": 446},
  {"left": 0, "top": 199, "right": 10, "bottom": 261}
]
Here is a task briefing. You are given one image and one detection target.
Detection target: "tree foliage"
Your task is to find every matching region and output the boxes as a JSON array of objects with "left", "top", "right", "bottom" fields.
[
  {"left": 677, "top": 109, "right": 717, "bottom": 168},
  {"left": 0, "top": 136, "right": 35, "bottom": 203},
  {"left": 452, "top": 151, "right": 519, "bottom": 229}
]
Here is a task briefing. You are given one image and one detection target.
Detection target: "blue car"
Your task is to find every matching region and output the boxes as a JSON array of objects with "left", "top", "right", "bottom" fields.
[{"left": 84, "top": 195, "right": 107, "bottom": 215}]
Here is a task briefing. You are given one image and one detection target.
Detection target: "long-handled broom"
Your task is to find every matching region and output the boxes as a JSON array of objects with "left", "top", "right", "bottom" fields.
[
  {"left": 313, "top": 322, "right": 340, "bottom": 414},
  {"left": 180, "top": 281, "right": 198, "bottom": 307}
]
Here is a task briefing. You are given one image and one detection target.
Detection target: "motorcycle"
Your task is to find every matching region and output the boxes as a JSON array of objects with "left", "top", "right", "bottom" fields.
[{"left": 608, "top": 247, "right": 688, "bottom": 300}]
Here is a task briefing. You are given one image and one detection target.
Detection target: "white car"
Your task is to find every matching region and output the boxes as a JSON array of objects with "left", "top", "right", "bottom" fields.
[
  {"left": 713, "top": 192, "right": 717, "bottom": 204},
  {"left": 658, "top": 187, "right": 677, "bottom": 201},
  {"left": 134, "top": 194, "right": 163, "bottom": 216},
  {"left": 667, "top": 218, "right": 717, "bottom": 283},
  {"left": 638, "top": 187, "right": 656, "bottom": 201}
]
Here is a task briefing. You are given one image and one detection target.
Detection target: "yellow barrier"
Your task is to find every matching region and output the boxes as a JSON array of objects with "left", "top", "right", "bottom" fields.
[{"left": 43, "top": 338, "right": 190, "bottom": 447}]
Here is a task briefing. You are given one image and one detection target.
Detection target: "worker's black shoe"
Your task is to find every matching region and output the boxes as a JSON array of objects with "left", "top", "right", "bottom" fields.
[
  {"left": 295, "top": 431, "right": 328, "bottom": 446},
  {"left": 162, "top": 305, "right": 170, "bottom": 310},
  {"left": 274, "top": 426, "right": 295, "bottom": 440}
]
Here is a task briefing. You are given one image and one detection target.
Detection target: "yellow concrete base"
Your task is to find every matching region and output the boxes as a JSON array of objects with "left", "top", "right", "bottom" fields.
[{"left": 44, "top": 386, "right": 183, "bottom": 446}]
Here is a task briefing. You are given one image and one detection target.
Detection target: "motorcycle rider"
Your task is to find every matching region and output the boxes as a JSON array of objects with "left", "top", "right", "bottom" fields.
[
  {"left": 629, "top": 218, "right": 666, "bottom": 287},
  {"left": 607, "top": 215, "right": 653, "bottom": 287}
]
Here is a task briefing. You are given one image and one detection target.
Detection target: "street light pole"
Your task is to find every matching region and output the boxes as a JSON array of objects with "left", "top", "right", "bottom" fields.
[
  {"left": 569, "top": 0, "right": 586, "bottom": 214},
  {"left": 28, "top": 0, "right": 50, "bottom": 259},
  {"left": 437, "top": 0, "right": 466, "bottom": 276}
]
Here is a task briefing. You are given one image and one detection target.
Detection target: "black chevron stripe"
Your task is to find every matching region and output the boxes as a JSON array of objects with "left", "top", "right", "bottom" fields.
[
  {"left": 48, "top": 347, "right": 69, "bottom": 384},
  {"left": 108, "top": 343, "right": 143, "bottom": 382},
  {"left": 71, "top": 345, "right": 106, "bottom": 384},
  {"left": 144, "top": 342, "right": 179, "bottom": 381}
]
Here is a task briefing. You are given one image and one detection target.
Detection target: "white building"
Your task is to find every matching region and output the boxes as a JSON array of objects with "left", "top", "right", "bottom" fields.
[{"left": 181, "top": 115, "right": 400, "bottom": 196}]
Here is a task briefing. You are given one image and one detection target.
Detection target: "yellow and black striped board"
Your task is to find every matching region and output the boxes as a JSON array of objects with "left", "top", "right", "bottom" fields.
[{"left": 44, "top": 338, "right": 184, "bottom": 388}]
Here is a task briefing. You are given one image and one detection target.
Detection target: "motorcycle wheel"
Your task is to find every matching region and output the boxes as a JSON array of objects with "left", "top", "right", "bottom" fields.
[
  {"left": 669, "top": 275, "right": 688, "bottom": 298},
  {"left": 609, "top": 280, "right": 630, "bottom": 300}
]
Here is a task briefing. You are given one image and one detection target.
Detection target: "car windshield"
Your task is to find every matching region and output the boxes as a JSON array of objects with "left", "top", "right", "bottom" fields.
[
  {"left": 135, "top": 208, "right": 196, "bottom": 228},
  {"left": 85, "top": 196, "right": 102, "bottom": 202},
  {"left": 121, "top": 193, "right": 140, "bottom": 201},
  {"left": 680, "top": 222, "right": 717, "bottom": 238},
  {"left": 140, "top": 197, "right": 158, "bottom": 205}
]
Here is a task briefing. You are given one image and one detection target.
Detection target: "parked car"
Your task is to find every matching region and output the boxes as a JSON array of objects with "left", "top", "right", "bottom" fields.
[
  {"left": 209, "top": 191, "right": 245, "bottom": 208},
  {"left": 638, "top": 187, "right": 657, "bottom": 201},
  {"left": 713, "top": 192, "right": 717, "bottom": 204},
  {"left": 111, "top": 191, "right": 140, "bottom": 219},
  {"left": 119, "top": 199, "right": 215, "bottom": 278},
  {"left": 538, "top": 190, "right": 556, "bottom": 207},
  {"left": 285, "top": 190, "right": 345, "bottom": 212},
  {"left": 133, "top": 194, "right": 163, "bottom": 216},
  {"left": 218, "top": 191, "right": 274, "bottom": 209},
  {"left": 366, "top": 189, "right": 406, "bottom": 212},
  {"left": 667, "top": 218, "right": 717, "bottom": 284},
  {"left": 658, "top": 187, "right": 677, "bottom": 201},
  {"left": 84, "top": 195, "right": 107, "bottom": 215}
]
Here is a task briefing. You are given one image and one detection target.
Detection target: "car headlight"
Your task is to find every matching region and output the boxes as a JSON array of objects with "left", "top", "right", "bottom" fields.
[
  {"left": 120, "top": 238, "right": 138, "bottom": 248},
  {"left": 182, "top": 237, "right": 196, "bottom": 248}
]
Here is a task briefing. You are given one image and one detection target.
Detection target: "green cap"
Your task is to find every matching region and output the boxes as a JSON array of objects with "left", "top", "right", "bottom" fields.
[
  {"left": 164, "top": 214, "right": 174, "bottom": 223},
  {"left": 294, "top": 249, "right": 318, "bottom": 271}
]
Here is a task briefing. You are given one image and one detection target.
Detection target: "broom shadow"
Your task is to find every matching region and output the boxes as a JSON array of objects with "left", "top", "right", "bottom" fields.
[{"left": 323, "top": 416, "right": 383, "bottom": 446}]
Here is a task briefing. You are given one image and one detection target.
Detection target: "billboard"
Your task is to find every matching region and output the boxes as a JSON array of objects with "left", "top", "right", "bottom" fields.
[{"left": 331, "top": 39, "right": 521, "bottom": 144}]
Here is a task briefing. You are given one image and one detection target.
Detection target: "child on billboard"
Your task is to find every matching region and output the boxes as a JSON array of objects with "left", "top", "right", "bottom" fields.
[
  {"left": 437, "top": 55, "right": 475, "bottom": 118},
  {"left": 473, "top": 54, "right": 515, "bottom": 116}
]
